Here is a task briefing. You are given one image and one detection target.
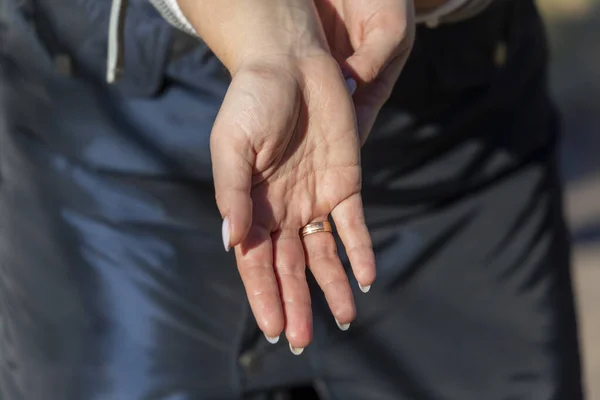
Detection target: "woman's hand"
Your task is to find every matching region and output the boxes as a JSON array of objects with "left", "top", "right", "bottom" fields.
[
  {"left": 315, "top": 0, "right": 416, "bottom": 144},
  {"left": 178, "top": 0, "right": 375, "bottom": 352},
  {"left": 214, "top": 57, "right": 375, "bottom": 352}
]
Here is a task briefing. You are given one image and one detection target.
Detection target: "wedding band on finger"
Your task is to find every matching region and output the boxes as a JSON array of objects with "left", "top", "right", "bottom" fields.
[{"left": 300, "top": 221, "right": 332, "bottom": 237}]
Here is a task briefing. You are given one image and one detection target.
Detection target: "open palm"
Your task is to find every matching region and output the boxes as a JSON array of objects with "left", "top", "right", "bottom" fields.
[{"left": 211, "top": 55, "right": 375, "bottom": 352}]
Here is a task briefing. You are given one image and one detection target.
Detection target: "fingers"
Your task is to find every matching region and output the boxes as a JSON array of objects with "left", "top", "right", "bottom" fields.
[
  {"left": 344, "top": 4, "right": 415, "bottom": 142},
  {"left": 272, "top": 230, "right": 312, "bottom": 352},
  {"left": 303, "top": 225, "right": 356, "bottom": 330},
  {"left": 344, "top": 6, "right": 414, "bottom": 86},
  {"left": 353, "top": 55, "right": 408, "bottom": 145},
  {"left": 236, "top": 226, "right": 284, "bottom": 340},
  {"left": 330, "top": 194, "right": 376, "bottom": 293}
]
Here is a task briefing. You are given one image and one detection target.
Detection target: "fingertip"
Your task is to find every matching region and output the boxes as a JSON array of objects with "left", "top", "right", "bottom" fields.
[
  {"left": 355, "top": 257, "right": 376, "bottom": 293},
  {"left": 345, "top": 48, "right": 379, "bottom": 85},
  {"left": 335, "top": 318, "right": 351, "bottom": 331},
  {"left": 225, "top": 199, "right": 253, "bottom": 249},
  {"left": 332, "top": 302, "right": 356, "bottom": 328},
  {"left": 256, "top": 311, "right": 285, "bottom": 344},
  {"left": 344, "top": 27, "right": 406, "bottom": 86},
  {"left": 264, "top": 332, "right": 280, "bottom": 344},
  {"left": 359, "top": 283, "right": 371, "bottom": 294},
  {"left": 257, "top": 312, "right": 285, "bottom": 344},
  {"left": 285, "top": 320, "right": 312, "bottom": 351},
  {"left": 222, "top": 217, "right": 231, "bottom": 252},
  {"left": 254, "top": 290, "right": 285, "bottom": 337},
  {"left": 356, "top": 251, "right": 376, "bottom": 281},
  {"left": 289, "top": 343, "right": 305, "bottom": 356},
  {"left": 260, "top": 314, "right": 284, "bottom": 342}
]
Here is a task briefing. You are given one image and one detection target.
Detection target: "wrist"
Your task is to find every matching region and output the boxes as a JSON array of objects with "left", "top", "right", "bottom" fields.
[{"left": 177, "top": 0, "right": 329, "bottom": 75}]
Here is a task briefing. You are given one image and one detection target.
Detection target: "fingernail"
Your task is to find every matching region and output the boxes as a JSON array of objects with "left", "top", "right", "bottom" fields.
[
  {"left": 345, "top": 77, "right": 357, "bottom": 96},
  {"left": 359, "top": 284, "right": 371, "bottom": 293},
  {"left": 289, "top": 343, "right": 304, "bottom": 356},
  {"left": 264, "top": 333, "right": 280, "bottom": 344},
  {"left": 335, "top": 319, "right": 351, "bottom": 331},
  {"left": 222, "top": 217, "right": 230, "bottom": 252}
]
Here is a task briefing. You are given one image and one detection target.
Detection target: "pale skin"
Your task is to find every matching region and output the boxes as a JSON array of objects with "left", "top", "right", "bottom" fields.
[{"left": 176, "top": 0, "right": 451, "bottom": 353}]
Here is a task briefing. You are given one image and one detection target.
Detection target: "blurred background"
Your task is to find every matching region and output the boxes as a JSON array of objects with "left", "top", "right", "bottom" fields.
[{"left": 538, "top": 0, "right": 600, "bottom": 397}]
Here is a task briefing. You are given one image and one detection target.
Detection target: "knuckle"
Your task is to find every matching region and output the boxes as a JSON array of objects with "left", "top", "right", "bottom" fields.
[
  {"left": 321, "top": 277, "right": 345, "bottom": 293},
  {"left": 249, "top": 286, "right": 277, "bottom": 299},
  {"left": 335, "top": 213, "right": 365, "bottom": 230},
  {"left": 347, "top": 245, "right": 373, "bottom": 262},
  {"left": 240, "top": 261, "right": 272, "bottom": 280},
  {"left": 276, "top": 267, "right": 305, "bottom": 280},
  {"left": 308, "top": 245, "right": 338, "bottom": 261},
  {"left": 282, "top": 297, "right": 311, "bottom": 308}
]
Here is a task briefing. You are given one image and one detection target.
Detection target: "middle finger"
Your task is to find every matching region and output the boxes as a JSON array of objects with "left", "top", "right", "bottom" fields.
[{"left": 272, "top": 229, "right": 312, "bottom": 354}]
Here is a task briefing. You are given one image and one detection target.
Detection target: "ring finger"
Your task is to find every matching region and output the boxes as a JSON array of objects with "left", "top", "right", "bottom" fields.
[{"left": 301, "top": 220, "right": 356, "bottom": 330}]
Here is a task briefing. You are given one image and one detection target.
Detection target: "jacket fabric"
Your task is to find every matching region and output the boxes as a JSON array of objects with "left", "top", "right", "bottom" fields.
[{"left": 0, "top": 1, "right": 583, "bottom": 399}]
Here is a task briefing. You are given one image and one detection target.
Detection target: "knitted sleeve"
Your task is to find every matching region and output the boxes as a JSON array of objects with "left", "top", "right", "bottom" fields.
[{"left": 149, "top": 0, "right": 496, "bottom": 34}]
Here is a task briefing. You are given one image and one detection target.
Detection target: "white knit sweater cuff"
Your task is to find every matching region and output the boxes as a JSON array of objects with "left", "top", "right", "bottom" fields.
[{"left": 150, "top": 0, "right": 494, "bottom": 36}]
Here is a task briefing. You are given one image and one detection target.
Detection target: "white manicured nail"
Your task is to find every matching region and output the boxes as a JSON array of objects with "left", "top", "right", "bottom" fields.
[
  {"left": 264, "top": 333, "right": 279, "bottom": 344},
  {"left": 222, "top": 217, "right": 230, "bottom": 252},
  {"left": 289, "top": 343, "right": 304, "bottom": 355},
  {"left": 359, "top": 284, "right": 371, "bottom": 293},
  {"left": 345, "top": 77, "right": 357, "bottom": 95},
  {"left": 335, "top": 319, "right": 351, "bottom": 331}
]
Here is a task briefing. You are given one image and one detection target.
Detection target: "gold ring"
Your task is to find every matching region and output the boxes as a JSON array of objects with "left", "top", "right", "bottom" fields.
[{"left": 300, "top": 221, "right": 332, "bottom": 237}]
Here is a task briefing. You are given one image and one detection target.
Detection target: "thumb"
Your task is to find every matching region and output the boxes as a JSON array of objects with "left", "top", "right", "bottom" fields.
[
  {"left": 345, "top": 28, "right": 399, "bottom": 86},
  {"left": 345, "top": 30, "right": 407, "bottom": 144},
  {"left": 210, "top": 91, "right": 255, "bottom": 252},
  {"left": 345, "top": 18, "right": 413, "bottom": 86},
  {"left": 344, "top": 0, "right": 415, "bottom": 84},
  {"left": 345, "top": 17, "right": 414, "bottom": 143}
]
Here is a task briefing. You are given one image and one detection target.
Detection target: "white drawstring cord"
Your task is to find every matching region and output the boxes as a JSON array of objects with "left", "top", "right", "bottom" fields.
[
  {"left": 149, "top": 0, "right": 197, "bottom": 36},
  {"left": 107, "top": 0, "right": 128, "bottom": 83}
]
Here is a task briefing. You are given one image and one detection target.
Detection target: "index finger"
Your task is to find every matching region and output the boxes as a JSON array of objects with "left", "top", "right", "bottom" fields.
[{"left": 235, "top": 226, "right": 284, "bottom": 340}]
